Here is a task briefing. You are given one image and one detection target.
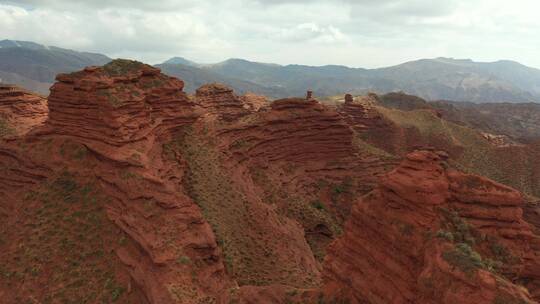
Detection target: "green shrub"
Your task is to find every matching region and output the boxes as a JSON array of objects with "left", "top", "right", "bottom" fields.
[
  {"left": 442, "top": 243, "right": 485, "bottom": 275},
  {"left": 311, "top": 200, "right": 325, "bottom": 211},
  {"left": 436, "top": 229, "right": 454, "bottom": 242},
  {"left": 103, "top": 59, "right": 145, "bottom": 76},
  {"left": 177, "top": 255, "right": 191, "bottom": 265},
  {"left": 0, "top": 118, "right": 14, "bottom": 138}
]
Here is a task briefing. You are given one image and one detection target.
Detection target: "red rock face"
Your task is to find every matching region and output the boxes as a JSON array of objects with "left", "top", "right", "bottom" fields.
[
  {"left": 217, "top": 96, "right": 393, "bottom": 216},
  {"left": 338, "top": 94, "right": 383, "bottom": 130},
  {"left": 323, "top": 149, "right": 540, "bottom": 304},
  {"left": 177, "top": 96, "right": 359, "bottom": 290},
  {"left": 197, "top": 96, "right": 395, "bottom": 292},
  {"left": 238, "top": 92, "right": 268, "bottom": 111},
  {"left": 46, "top": 61, "right": 199, "bottom": 145},
  {"left": 3, "top": 61, "right": 540, "bottom": 304},
  {"left": 0, "top": 84, "right": 48, "bottom": 137},
  {"left": 195, "top": 83, "right": 250, "bottom": 121},
  {"left": 0, "top": 60, "right": 234, "bottom": 303},
  {"left": 337, "top": 94, "right": 408, "bottom": 155}
]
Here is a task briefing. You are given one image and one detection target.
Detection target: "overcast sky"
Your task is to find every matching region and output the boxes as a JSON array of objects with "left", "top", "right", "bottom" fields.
[{"left": 1, "top": 0, "right": 539, "bottom": 68}]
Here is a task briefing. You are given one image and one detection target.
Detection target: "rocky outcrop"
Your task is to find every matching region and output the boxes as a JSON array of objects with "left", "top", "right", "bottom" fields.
[
  {"left": 45, "top": 60, "right": 199, "bottom": 146},
  {"left": 338, "top": 93, "right": 409, "bottom": 156},
  {"left": 195, "top": 83, "right": 250, "bottom": 121},
  {"left": 175, "top": 97, "right": 359, "bottom": 289},
  {"left": 481, "top": 131, "right": 523, "bottom": 147},
  {"left": 238, "top": 93, "right": 268, "bottom": 111},
  {"left": 219, "top": 97, "right": 360, "bottom": 177},
  {"left": 4, "top": 60, "right": 540, "bottom": 304},
  {"left": 204, "top": 97, "right": 394, "bottom": 282},
  {"left": 323, "top": 149, "right": 540, "bottom": 304},
  {"left": 0, "top": 60, "right": 234, "bottom": 304},
  {"left": 0, "top": 84, "right": 47, "bottom": 137},
  {"left": 338, "top": 93, "right": 394, "bottom": 132}
]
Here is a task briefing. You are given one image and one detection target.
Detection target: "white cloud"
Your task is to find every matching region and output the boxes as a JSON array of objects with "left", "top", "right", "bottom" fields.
[
  {"left": 0, "top": 0, "right": 539, "bottom": 68},
  {"left": 274, "top": 23, "right": 349, "bottom": 44}
]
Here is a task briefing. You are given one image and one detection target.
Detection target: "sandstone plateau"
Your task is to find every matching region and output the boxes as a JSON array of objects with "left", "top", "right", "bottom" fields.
[{"left": 1, "top": 59, "right": 540, "bottom": 304}]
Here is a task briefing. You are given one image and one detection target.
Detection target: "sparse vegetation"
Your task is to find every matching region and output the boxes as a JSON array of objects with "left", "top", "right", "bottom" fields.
[
  {"left": 1, "top": 172, "right": 126, "bottom": 303},
  {"left": 0, "top": 117, "right": 14, "bottom": 137},
  {"left": 442, "top": 243, "right": 486, "bottom": 276},
  {"left": 177, "top": 255, "right": 191, "bottom": 265},
  {"left": 103, "top": 59, "right": 146, "bottom": 76},
  {"left": 97, "top": 88, "right": 125, "bottom": 107},
  {"left": 311, "top": 200, "right": 325, "bottom": 211},
  {"left": 439, "top": 208, "right": 476, "bottom": 246},
  {"left": 438, "top": 208, "right": 506, "bottom": 275},
  {"left": 331, "top": 178, "right": 352, "bottom": 203},
  {"left": 141, "top": 78, "right": 165, "bottom": 89},
  {"left": 179, "top": 128, "right": 320, "bottom": 287},
  {"left": 493, "top": 294, "right": 529, "bottom": 304}
]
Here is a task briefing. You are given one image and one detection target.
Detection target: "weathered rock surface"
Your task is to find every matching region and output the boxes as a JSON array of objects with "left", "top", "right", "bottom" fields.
[
  {"left": 0, "top": 84, "right": 48, "bottom": 137},
  {"left": 45, "top": 60, "right": 199, "bottom": 145},
  {"left": 239, "top": 92, "right": 268, "bottom": 111},
  {"left": 218, "top": 96, "right": 394, "bottom": 218},
  {"left": 323, "top": 149, "right": 540, "bottom": 304},
  {"left": 0, "top": 60, "right": 234, "bottom": 303},
  {"left": 195, "top": 83, "right": 250, "bottom": 121},
  {"left": 2, "top": 61, "right": 540, "bottom": 304}
]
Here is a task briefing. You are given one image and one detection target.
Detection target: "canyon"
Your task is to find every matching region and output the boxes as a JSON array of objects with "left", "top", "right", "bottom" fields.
[{"left": 1, "top": 59, "right": 540, "bottom": 304}]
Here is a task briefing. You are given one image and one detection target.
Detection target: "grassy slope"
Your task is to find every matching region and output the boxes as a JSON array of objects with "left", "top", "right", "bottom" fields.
[
  {"left": 177, "top": 128, "right": 320, "bottom": 287},
  {"left": 372, "top": 106, "right": 540, "bottom": 197},
  {"left": 0, "top": 172, "right": 127, "bottom": 304}
]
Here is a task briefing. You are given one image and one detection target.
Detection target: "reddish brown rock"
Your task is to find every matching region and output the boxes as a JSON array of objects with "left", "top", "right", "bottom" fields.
[
  {"left": 337, "top": 93, "right": 392, "bottom": 132},
  {"left": 205, "top": 96, "right": 394, "bottom": 284},
  {"left": 45, "top": 59, "right": 199, "bottom": 146},
  {"left": 195, "top": 83, "right": 250, "bottom": 121},
  {"left": 0, "top": 84, "right": 48, "bottom": 138},
  {"left": 230, "top": 97, "right": 356, "bottom": 164},
  {"left": 323, "top": 150, "right": 540, "bottom": 304},
  {"left": 239, "top": 92, "right": 268, "bottom": 111},
  {"left": 0, "top": 60, "right": 234, "bottom": 304},
  {"left": 4, "top": 60, "right": 540, "bottom": 304},
  {"left": 344, "top": 93, "right": 354, "bottom": 104}
]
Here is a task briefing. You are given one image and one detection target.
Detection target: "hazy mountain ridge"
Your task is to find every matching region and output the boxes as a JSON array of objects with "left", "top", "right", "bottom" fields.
[
  {"left": 0, "top": 39, "right": 110, "bottom": 94},
  {"left": 156, "top": 63, "right": 292, "bottom": 97},
  {"left": 1, "top": 39, "right": 540, "bottom": 103},
  {"left": 189, "top": 56, "right": 540, "bottom": 102}
]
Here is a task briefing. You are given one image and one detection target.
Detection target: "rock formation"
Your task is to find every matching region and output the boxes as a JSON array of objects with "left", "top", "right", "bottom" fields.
[
  {"left": 323, "top": 149, "right": 540, "bottom": 304},
  {"left": 2, "top": 60, "right": 540, "bottom": 304},
  {"left": 338, "top": 93, "right": 388, "bottom": 132},
  {"left": 0, "top": 60, "right": 234, "bottom": 304},
  {"left": 45, "top": 60, "right": 199, "bottom": 145},
  {"left": 238, "top": 92, "right": 268, "bottom": 111},
  {"left": 195, "top": 83, "right": 249, "bottom": 121},
  {"left": 206, "top": 95, "right": 395, "bottom": 280},
  {"left": 344, "top": 93, "right": 354, "bottom": 104},
  {"left": 0, "top": 84, "right": 47, "bottom": 137}
]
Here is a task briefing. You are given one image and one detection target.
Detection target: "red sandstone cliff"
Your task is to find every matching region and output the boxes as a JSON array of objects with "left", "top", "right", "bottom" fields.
[
  {"left": 2, "top": 61, "right": 540, "bottom": 304},
  {"left": 195, "top": 83, "right": 250, "bottom": 121},
  {"left": 323, "top": 149, "right": 540, "bottom": 304},
  {"left": 0, "top": 84, "right": 47, "bottom": 138},
  {"left": 0, "top": 60, "right": 234, "bottom": 303}
]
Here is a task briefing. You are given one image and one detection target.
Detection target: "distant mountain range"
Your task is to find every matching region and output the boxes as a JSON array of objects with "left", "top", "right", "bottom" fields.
[
  {"left": 1, "top": 39, "right": 540, "bottom": 103},
  {"left": 160, "top": 57, "right": 540, "bottom": 102},
  {"left": 0, "top": 40, "right": 110, "bottom": 95}
]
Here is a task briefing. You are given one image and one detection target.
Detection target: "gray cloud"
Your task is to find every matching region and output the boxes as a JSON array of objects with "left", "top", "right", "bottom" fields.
[{"left": 4, "top": 0, "right": 201, "bottom": 11}]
